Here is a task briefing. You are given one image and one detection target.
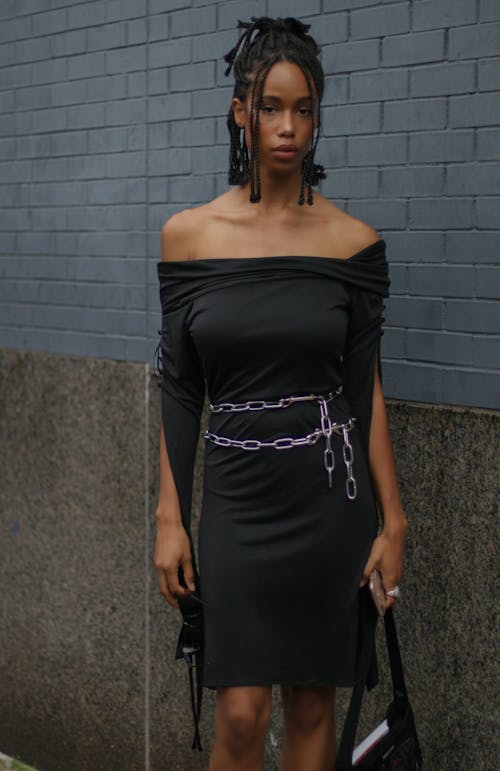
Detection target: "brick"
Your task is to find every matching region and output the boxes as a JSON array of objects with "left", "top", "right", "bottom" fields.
[
  {"left": 16, "top": 36, "right": 51, "bottom": 63},
  {"left": 386, "top": 264, "right": 407, "bottom": 294},
  {"left": 449, "top": 22, "right": 500, "bottom": 60},
  {"left": 447, "top": 163, "right": 500, "bottom": 195},
  {"left": 346, "top": 199, "right": 407, "bottom": 229},
  {"left": 322, "top": 40, "right": 379, "bottom": 74},
  {"left": 478, "top": 58, "right": 500, "bottom": 91},
  {"left": 348, "top": 134, "right": 407, "bottom": 166},
  {"left": 380, "top": 166, "right": 445, "bottom": 197},
  {"left": 32, "top": 107, "right": 68, "bottom": 133},
  {"left": 149, "top": 0, "right": 190, "bottom": 13},
  {"left": 443, "top": 369, "right": 499, "bottom": 409},
  {"left": 49, "top": 29, "right": 87, "bottom": 58},
  {"left": 105, "top": 98, "right": 147, "bottom": 126},
  {"left": 480, "top": 0, "right": 500, "bottom": 22},
  {"left": 149, "top": 93, "right": 191, "bottom": 122},
  {"left": 351, "top": 3, "right": 409, "bottom": 40},
  {"left": 477, "top": 128, "right": 500, "bottom": 160},
  {"left": 192, "top": 87, "right": 233, "bottom": 118},
  {"left": 475, "top": 267, "right": 500, "bottom": 299},
  {"left": 147, "top": 12, "right": 168, "bottom": 42},
  {"left": 88, "top": 74, "right": 127, "bottom": 102},
  {"left": 298, "top": 13, "right": 348, "bottom": 46},
  {"left": 268, "top": 0, "right": 321, "bottom": 14},
  {"left": 321, "top": 168, "right": 378, "bottom": 199},
  {"left": 0, "top": 15, "right": 31, "bottom": 43},
  {"left": 409, "top": 131, "right": 474, "bottom": 163},
  {"left": 382, "top": 360, "right": 443, "bottom": 403},
  {"left": 1, "top": 62, "right": 32, "bottom": 89},
  {"left": 445, "top": 232, "right": 500, "bottom": 264},
  {"left": 67, "top": 53, "right": 106, "bottom": 80},
  {"left": 170, "top": 118, "right": 216, "bottom": 147},
  {"left": 446, "top": 300, "right": 499, "bottom": 334},
  {"left": 410, "top": 62, "right": 475, "bottom": 97},
  {"left": 409, "top": 198, "right": 473, "bottom": 229},
  {"left": 317, "top": 138, "right": 347, "bottom": 168},
  {"left": 30, "top": 158, "right": 67, "bottom": 182},
  {"left": 50, "top": 80, "right": 87, "bottom": 107},
  {"left": 149, "top": 39, "right": 191, "bottom": 69},
  {"left": 350, "top": 69, "right": 408, "bottom": 103},
  {"left": 66, "top": 103, "right": 106, "bottom": 130},
  {"left": 107, "top": 0, "right": 147, "bottom": 23},
  {"left": 218, "top": 0, "right": 266, "bottom": 30},
  {"left": 322, "top": 103, "right": 381, "bottom": 136},
  {"left": 408, "top": 265, "right": 474, "bottom": 298},
  {"left": 450, "top": 93, "right": 500, "bottom": 127},
  {"left": 191, "top": 145, "right": 227, "bottom": 174},
  {"left": 382, "top": 30, "right": 445, "bottom": 66},
  {"left": 381, "top": 328, "right": 406, "bottom": 359},
  {"left": 128, "top": 19, "right": 147, "bottom": 46},
  {"left": 192, "top": 29, "right": 236, "bottom": 62},
  {"left": 384, "top": 98, "right": 447, "bottom": 131},
  {"left": 385, "top": 296, "right": 443, "bottom": 329},
  {"left": 148, "top": 148, "right": 191, "bottom": 176},
  {"left": 68, "top": 1, "right": 106, "bottom": 28},
  {"left": 170, "top": 6, "right": 216, "bottom": 38},
  {"left": 378, "top": 230, "right": 444, "bottom": 264},
  {"left": 88, "top": 127, "right": 128, "bottom": 154},
  {"left": 148, "top": 69, "right": 168, "bottom": 96},
  {"left": 127, "top": 70, "right": 146, "bottom": 97},
  {"left": 324, "top": 0, "right": 377, "bottom": 9},
  {"left": 106, "top": 151, "right": 146, "bottom": 178},
  {"left": 87, "top": 23, "right": 127, "bottom": 52},
  {"left": 32, "top": 8, "right": 68, "bottom": 36},
  {"left": 413, "top": 0, "right": 476, "bottom": 30},
  {"left": 87, "top": 179, "right": 129, "bottom": 205},
  {"left": 475, "top": 198, "right": 500, "bottom": 229},
  {"left": 127, "top": 126, "right": 147, "bottom": 151},
  {"left": 169, "top": 175, "right": 215, "bottom": 202},
  {"left": 170, "top": 62, "right": 215, "bottom": 92},
  {"left": 472, "top": 336, "right": 500, "bottom": 369},
  {"left": 322, "top": 75, "right": 349, "bottom": 107},
  {"left": 407, "top": 330, "right": 473, "bottom": 366},
  {"left": 16, "top": 135, "right": 51, "bottom": 158},
  {"left": 106, "top": 47, "right": 147, "bottom": 74}
]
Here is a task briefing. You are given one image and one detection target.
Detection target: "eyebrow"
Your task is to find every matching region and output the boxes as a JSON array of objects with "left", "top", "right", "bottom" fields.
[{"left": 261, "top": 94, "right": 313, "bottom": 103}]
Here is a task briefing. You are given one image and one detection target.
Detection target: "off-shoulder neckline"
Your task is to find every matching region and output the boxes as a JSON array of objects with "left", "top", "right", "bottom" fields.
[{"left": 157, "top": 238, "right": 385, "bottom": 266}]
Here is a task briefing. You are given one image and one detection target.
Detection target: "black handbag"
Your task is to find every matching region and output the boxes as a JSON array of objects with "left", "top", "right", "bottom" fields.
[{"left": 336, "top": 602, "right": 423, "bottom": 770}]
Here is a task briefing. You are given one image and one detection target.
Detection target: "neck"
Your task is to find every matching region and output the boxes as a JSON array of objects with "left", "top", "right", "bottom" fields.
[{"left": 241, "top": 167, "right": 307, "bottom": 214}]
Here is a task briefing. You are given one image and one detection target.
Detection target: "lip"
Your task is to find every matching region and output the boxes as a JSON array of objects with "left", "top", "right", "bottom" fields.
[{"left": 272, "top": 145, "right": 299, "bottom": 159}]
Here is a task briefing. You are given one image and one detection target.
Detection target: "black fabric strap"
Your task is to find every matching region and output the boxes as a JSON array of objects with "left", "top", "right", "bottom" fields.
[{"left": 336, "top": 602, "right": 406, "bottom": 766}]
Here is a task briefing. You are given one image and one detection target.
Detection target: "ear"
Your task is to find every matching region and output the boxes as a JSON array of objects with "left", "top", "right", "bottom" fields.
[{"left": 231, "top": 97, "right": 246, "bottom": 129}]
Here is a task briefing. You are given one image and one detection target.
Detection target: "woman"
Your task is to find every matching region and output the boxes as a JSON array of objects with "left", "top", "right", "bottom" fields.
[{"left": 154, "top": 16, "right": 408, "bottom": 771}]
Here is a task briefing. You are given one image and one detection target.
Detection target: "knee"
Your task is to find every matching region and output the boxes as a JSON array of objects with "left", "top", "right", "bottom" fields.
[
  {"left": 282, "top": 685, "right": 335, "bottom": 735},
  {"left": 217, "top": 689, "right": 271, "bottom": 752}
]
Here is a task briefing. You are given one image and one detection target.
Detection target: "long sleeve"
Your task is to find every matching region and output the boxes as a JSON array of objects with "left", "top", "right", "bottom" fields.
[
  {"left": 342, "top": 285, "right": 386, "bottom": 461},
  {"left": 156, "top": 300, "right": 206, "bottom": 580}
]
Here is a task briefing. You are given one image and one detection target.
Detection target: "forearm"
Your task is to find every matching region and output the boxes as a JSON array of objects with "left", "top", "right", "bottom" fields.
[
  {"left": 368, "top": 365, "right": 408, "bottom": 535},
  {"left": 156, "top": 421, "right": 184, "bottom": 527}
]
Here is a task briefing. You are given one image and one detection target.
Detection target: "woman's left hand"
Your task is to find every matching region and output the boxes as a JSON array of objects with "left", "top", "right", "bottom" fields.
[{"left": 360, "top": 520, "right": 408, "bottom": 610}]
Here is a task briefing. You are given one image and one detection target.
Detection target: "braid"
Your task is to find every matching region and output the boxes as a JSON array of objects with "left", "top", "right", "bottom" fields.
[{"left": 223, "top": 16, "right": 326, "bottom": 205}]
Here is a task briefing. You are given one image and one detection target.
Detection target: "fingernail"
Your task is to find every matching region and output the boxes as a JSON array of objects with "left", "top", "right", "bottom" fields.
[{"left": 189, "top": 582, "right": 195, "bottom": 591}]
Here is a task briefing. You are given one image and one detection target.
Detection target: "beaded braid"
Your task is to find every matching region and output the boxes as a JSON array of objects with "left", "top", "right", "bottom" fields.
[{"left": 223, "top": 17, "right": 326, "bottom": 206}]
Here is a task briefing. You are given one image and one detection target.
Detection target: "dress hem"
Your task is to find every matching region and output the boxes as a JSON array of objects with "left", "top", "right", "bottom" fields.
[{"left": 203, "top": 677, "right": 356, "bottom": 690}]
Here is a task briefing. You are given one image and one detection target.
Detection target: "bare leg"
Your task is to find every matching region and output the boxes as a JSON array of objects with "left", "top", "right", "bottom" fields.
[
  {"left": 278, "top": 684, "right": 336, "bottom": 771},
  {"left": 208, "top": 685, "right": 273, "bottom": 771}
]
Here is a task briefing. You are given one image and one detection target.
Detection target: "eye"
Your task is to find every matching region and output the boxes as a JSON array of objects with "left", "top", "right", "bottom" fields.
[
  {"left": 260, "top": 105, "right": 276, "bottom": 114},
  {"left": 298, "top": 107, "right": 313, "bottom": 116}
]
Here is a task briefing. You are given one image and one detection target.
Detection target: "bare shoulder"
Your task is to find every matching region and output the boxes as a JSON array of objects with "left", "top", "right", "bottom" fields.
[
  {"left": 314, "top": 195, "right": 382, "bottom": 260},
  {"left": 160, "top": 206, "right": 208, "bottom": 262}
]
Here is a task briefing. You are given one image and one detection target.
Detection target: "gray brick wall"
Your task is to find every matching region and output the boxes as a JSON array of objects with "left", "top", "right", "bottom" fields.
[{"left": 0, "top": 0, "right": 498, "bottom": 409}]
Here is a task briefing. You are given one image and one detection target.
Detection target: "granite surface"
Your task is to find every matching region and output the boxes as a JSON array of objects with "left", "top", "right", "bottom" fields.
[{"left": 1, "top": 349, "right": 498, "bottom": 770}]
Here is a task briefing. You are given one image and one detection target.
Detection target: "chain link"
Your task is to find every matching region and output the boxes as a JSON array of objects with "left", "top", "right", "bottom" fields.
[{"left": 204, "top": 387, "right": 358, "bottom": 500}]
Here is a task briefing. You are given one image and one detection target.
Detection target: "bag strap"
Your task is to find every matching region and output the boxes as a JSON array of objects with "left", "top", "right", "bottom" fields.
[{"left": 336, "top": 595, "right": 407, "bottom": 766}]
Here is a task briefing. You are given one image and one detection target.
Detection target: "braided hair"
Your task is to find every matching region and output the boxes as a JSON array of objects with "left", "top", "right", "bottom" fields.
[{"left": 224, "top": 16, "right": 326, "bottom": 206}]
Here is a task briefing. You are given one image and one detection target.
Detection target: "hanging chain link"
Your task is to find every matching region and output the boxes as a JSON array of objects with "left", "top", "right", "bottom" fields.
[{"left": 204, "top": 387, "right": 358, "bottom": 500}]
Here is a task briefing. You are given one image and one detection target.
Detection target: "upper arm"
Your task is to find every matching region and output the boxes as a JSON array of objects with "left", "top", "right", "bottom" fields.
[{"left": 160, "top": 209, "right": 195, "bottom": 262}]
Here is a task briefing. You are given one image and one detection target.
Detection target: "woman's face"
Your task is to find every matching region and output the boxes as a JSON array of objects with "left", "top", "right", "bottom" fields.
[{"left": 232, "top": 59, "right": 317, "bottom": 177}]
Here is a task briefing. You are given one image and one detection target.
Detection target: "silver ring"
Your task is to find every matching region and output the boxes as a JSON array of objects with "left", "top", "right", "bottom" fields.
[{"left": 385, "top": 586, "right": 400, "bottom": 599}]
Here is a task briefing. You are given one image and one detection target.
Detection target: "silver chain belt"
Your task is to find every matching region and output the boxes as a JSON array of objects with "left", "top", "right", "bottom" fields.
[{"left": 203, "top": 387, "right": 358, "bottom": 500}]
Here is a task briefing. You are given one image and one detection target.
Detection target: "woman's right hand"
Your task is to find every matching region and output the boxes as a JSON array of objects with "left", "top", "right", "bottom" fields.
[{"left": 154, "top": 520, "right": 196, "bottom": 610}]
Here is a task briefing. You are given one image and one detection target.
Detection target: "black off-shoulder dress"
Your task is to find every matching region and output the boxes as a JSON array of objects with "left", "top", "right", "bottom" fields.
[{"left": 156, "top": 239, "right": 390, "bottom": 750}]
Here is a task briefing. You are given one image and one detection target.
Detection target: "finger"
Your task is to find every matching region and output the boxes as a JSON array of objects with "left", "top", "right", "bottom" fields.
[
  {"left": 360, "top": 558, "right": 377, "bottom": 587},
  {"left": 181, "top": 556, "right": 196, "bottom": 592},
  {"left": 385, "top": 595, "right": 396, "bottom": 610},
  {"left": 158, "top": 570, "right": 179, "bottom": 609},
  {"left": 166, "top": 565, "right": 191, "bottom": 599}
]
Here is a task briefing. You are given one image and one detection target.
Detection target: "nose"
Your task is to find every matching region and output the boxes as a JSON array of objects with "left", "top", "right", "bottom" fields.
[{"left": 278, "top": 109, "right": 295, "bottom": 137}]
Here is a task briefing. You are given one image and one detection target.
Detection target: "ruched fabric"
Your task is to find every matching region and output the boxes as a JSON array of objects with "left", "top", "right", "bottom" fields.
[{"left": 156, "top": 239, "right": 390, "bottom": 740}]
